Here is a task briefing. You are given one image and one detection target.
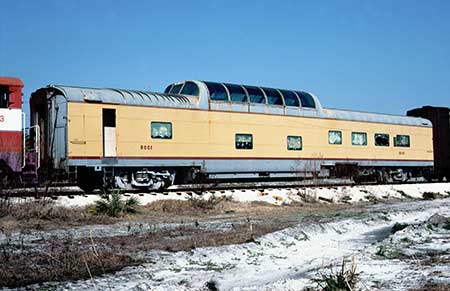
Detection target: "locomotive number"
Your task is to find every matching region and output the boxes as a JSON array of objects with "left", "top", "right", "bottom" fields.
[
  {"left": 140, "top": 144, "right": 152, "bottom": 150},
  {"left": 0, "top": 115, "right": 4, "bottom": 122}
]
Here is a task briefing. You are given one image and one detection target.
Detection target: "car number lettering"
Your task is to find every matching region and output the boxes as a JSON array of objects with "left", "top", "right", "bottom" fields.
[{"left": 140, "top": 144, "right": 152, "bottom": 150}]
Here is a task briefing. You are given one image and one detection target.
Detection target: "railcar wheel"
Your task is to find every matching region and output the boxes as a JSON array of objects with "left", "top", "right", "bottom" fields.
[
  {"left": 0, "top": 163, "right": 18, "bottom": 190},
  {"left": 76, "top": 167, "right": 99, "bottom": 193},
  {"left": 392, "top": 169, "right": 409, "bottom": 183}
]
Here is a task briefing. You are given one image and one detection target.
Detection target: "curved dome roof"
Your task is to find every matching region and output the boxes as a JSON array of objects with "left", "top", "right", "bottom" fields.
[
  {"left": 30, "top": 81, "right": 432, "bottom": 128},
  {"left": 32, "top": 84, "right": 196, "bottom": 109}
]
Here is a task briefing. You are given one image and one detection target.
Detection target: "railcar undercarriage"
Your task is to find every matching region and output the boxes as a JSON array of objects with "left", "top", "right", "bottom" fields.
[{"left": 72, "top": 164, "right": 434, "bottom": 193}]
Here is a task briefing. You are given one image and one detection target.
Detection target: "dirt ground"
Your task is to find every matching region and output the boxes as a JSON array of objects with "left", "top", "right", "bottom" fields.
[
  {"left": 1, "top": 194, "right": 449, "bottom": 290},
  {"left": 0, "top": 196, "right": 362, "bottom": 288}
]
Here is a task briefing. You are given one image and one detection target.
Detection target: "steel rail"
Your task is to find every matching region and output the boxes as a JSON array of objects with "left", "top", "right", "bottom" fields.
[{"left": 1, "top": 178, "right": 447, "bottom": 198}]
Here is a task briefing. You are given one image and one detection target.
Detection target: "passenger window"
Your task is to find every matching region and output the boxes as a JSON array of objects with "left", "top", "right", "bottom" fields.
[
  {"left": 375, "top": 133, "right": 390, "bottom": 147},
  {"left": 204, "top": 82, "right": 228, "bottom": 101},
  {"left": 0, "top": 86, "right": 9, "bottom": 108},
  {"left": 287, "top": 136, "right": 302, "bottom": 150},
  {"left": 328, "top": 130, "right": 342, "bottom": 145},
  {"left": 244, "top": 86, "right": 265, "bottom": 104},
  {"left": 170, "top": 84, "right": 183, "bottom": 94},
  {"left": 151, "top": 122, "right": 172, "bottom": 139},
  {"left": 235, "top": 134, "right": 253, "bottom": 149},
  {"left": 394, "top": 135, "right": 410, "bottom": 147},
  {"left": 225, "top": 83, "right": 247, "bottom": 102},
  {"left": 296, "top": 91, "right": 316, "bottom": 108},
  {"left": 164, "top": 85, "right": 172, "bottom": 93},
  {"left": 280, "top": 90, "right": 300, "bottom": 107},
  {"left": 262, "top": 88, "right": 283, "bottom": 105},
  {"left": 180, "top": 81, "right": 199, "bottom": 96},
  {"left": 352, "top": 132, "right": 367, "bottom": 146}
]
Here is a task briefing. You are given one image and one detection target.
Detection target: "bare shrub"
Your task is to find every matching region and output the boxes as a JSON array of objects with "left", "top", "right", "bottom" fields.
[
  {"left": 312, "top": 258, "right": 359, "bottom": 291},
  {"left": 188, "top": 195, "right": 222, "bottom": 210},
  {"left": 0, "top": 194, "right": 12, "bottom": 218},
  {"left": 299, "top": 189, "right": 318, "bottom": 203},
  {"left": 205, "top": 279, "right": 219, "bottom": 291},
  {"left": 423, "top": 192, "right": 440, "bottom": 200}
]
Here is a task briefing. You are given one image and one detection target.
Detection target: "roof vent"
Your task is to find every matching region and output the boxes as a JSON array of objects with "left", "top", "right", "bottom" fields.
[{"left": 83, "top": 89, "right": 103, "bottom": 102}]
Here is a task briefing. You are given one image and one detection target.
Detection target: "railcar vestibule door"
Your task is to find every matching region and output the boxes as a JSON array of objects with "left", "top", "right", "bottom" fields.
[{"left": 102, "top": 108, "right": 116, "bottom": 157}]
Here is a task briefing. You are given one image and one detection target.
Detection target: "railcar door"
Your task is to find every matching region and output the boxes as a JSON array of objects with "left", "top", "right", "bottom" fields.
[{"left": 102, "top": 108, "right": 116, "bottom": 157}]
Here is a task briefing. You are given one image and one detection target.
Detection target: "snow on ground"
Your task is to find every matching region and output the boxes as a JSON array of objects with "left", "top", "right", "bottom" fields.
[
  {"left": 4, "top": 183, "right": 450, "bottom": 291},
  {"left": 51, "top": 182, "right": 450, "bottom": 207},
  {"left": 25, "top": 196, "right": 450, "bottom": 291}
]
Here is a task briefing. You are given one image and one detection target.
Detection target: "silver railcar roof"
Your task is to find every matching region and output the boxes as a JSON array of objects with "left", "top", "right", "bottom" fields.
[
  {"left": 44, "top": 84, "right": 196, "bottom": 108},
  {"left": 31, "top": 82, "right": 432, "bottom": 127},
  {"left": 323, "top": 108, "right": 432, "bottom": 126},
  {"left": 168, "top": 80, "right": 433, "bottom": 127}
]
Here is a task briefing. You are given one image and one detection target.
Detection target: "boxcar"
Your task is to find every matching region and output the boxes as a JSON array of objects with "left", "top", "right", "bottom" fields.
[{"left": 408, "top": 106, "right": 450, "bottom": 180}]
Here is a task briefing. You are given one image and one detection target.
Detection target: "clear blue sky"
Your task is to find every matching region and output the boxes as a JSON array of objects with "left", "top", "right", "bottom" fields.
[{"left": 1, "top": 0, "right": 449, "bottom": 117}]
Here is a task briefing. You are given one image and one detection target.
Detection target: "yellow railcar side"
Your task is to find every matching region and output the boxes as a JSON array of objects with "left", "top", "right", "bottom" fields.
[{"left": 67, "top": 102, "right": 433, "bottom": 162}]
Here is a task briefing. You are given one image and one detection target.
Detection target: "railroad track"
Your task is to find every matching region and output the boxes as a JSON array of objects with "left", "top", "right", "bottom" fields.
[{"left": 1, "top": 177, "right": 446, "bottom": 198}]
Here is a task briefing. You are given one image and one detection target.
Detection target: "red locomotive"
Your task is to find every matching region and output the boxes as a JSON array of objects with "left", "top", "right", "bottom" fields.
[{"left": 0, "top": 77, "right": 24, "bottom": 187}]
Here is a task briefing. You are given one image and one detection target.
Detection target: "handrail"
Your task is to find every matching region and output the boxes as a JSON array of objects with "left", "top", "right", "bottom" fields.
[
  {"left": 22, "top": 112, "right": 26, "bottom": 168},
  {"left": 29, "top": 125, "right": 40, "bottom": 170}
]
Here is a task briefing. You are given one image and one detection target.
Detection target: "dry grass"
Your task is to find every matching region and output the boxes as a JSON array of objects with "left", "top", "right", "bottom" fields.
[
  {"left": 411, "top": 282, "right": 450, "bottom": 291},
  {"left": 0, "top": 234, "right": 142, "bottom": 288},
  {"left": 145, "top": 199, "right": 200, "bottom": 213},
  {"left": 312, "top": 258, "right": 359, "bottom": 291},
  {"left": 0, "top": 196, "right": 367, "bottom": 288},
  {"left": 0, "top": 198, "right": 115, "bottom": 232},
  {"left": 78, "top": 218, "right": 282, "bottom": 253},
  {"left": 0, "top": 195, "right": 13, "bottom": 218},
  {"left": 145, "top": 197, "right": 276, "bottom": 215}
]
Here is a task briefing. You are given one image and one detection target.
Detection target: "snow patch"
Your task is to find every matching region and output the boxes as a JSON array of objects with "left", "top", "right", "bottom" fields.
[{"left": 50, "top": 182, "right": 450, "bottom": 208}]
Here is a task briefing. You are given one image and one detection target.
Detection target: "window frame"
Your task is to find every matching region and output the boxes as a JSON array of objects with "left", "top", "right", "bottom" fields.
[
  {"left": 295, "top": 91, "right": 316, "bottom": 109},
  {"left": 243, "top": 86, "right": 266, "bottom": 104},
  {"left": 262, "top": 87, "right": 284, "bottom": 106},
  {"left": 163, "top": 84, "right": 173, "bottom": 94},
  {"left": 394, "top": 134, "right": 410, "bottom": 147},
  {"left": 374, "top": 133, "right": 390, "bottom": 147},
  {"left": 170, "top": 84, "right": 183, "bottom": 94},
  {"left": 351, "top": 132, "right": 368, "bottom": 146},
  {"left": 0, "top": 86, "right": 9, "bottom": 108},
  {"left": 224, "top": 83, "right": 248, "bottom": 103},
  {"left": 287, "top": 135, "right": 302, "bottom": 151},
  {"left": 150, "top": 121, "right": 173, "bottom": 139},
  {"left": 180, "top": 81, "right": 200, "bottom": 96},
  {"left": 235, "top": 133, "right": 253, "bottom": 150},
  {"left": 328, "top": 130, "right": 343, "bottom": 145},
  {"left": 204, "top": 81, "right": 229, "bottom": 102},
  {"left": 280, "top": 90, "right": 300, "bottom": 107}
]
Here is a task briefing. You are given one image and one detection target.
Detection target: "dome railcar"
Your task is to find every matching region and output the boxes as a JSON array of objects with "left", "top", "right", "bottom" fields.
[{"left": 28, "top": 80, "right": 434, "bottom": 191}]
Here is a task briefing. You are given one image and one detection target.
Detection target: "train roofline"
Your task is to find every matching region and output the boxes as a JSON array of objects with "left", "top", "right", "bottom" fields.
[
  {"left": 29, "top": 81, "right": 432, "bottom": 127},
  {"left": 0, "top": 76, "right": 24, "bottom": 87}
]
